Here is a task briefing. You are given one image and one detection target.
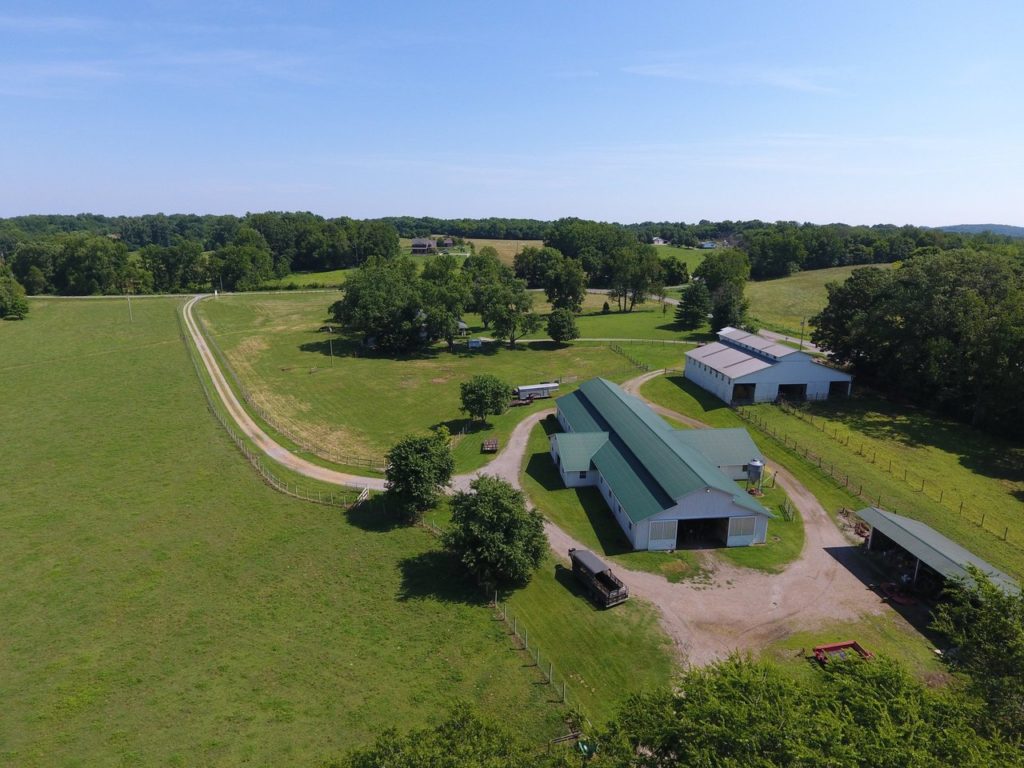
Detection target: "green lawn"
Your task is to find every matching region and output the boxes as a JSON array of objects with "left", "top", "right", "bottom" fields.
[
  {"left": 195, "top": 292, "right": 683, "bottom": 475},
  {"left": 521, "top": 416, "right": 804, "bottom": 580},
  {"left": 262, "top": 269, "right": 352, "bottom": 289},
  {"left": 658, "top": 244, "right": 708, "bottom": 274},
  {"left": 746, "top": 263, "right": 896, "bottom": 336}
]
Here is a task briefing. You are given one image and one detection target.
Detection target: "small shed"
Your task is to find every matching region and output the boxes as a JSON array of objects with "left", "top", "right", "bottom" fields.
[
  {"left": 856, "top": 507, "right": 1019, "bottom": 595},
  {"left": 515, "top": 382, "right": 559, "bottom": 400}
]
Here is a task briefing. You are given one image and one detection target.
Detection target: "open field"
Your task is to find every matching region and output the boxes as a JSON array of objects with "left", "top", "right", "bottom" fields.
[
  {"left": 639, "top": 374, "right": 1024, "bottom": 580},
  {"left": 398, "top": 237, "right": 542, "bottom": 265},
  {"left": 657, "top": 244, "right": 708, "bottom": 273},
  {"left": 747, "top": 263, "right": 896, "bottom": 336},
  {"left": 0, "top": 298, "right": 674, "bottom": 765},
  {"left": 196, "top": 293, "right": 687, "bottom": 475},
  {"left": 521, "top": 417, "right": 804, "bottom": 581},
  {"left": 520, "top": 291, "right": 713, "bottom": 343},
  {"left": 262, "top": 269, "right": 352, "bottom": 289}
]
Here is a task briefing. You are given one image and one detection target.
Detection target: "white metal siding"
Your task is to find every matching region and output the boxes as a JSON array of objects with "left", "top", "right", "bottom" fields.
[{"left": 686, "top": 353, "right": 851, "bottom": 405}]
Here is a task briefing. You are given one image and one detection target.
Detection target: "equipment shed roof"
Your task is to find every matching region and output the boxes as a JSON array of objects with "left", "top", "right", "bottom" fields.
[
  {"left": 686, "top": 342, "right": 774, "bottom": 379},
  {"left": 857, "top": 507, "right": 1019, "bottom": 594}
]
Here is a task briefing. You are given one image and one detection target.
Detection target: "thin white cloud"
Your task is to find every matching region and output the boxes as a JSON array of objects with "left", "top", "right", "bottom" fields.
[
  {"left": 624, "top": 57, "right": 837, "bottom": 93},
  {"left": 0, "top": 15, "right": 105, "bottom": 32}
]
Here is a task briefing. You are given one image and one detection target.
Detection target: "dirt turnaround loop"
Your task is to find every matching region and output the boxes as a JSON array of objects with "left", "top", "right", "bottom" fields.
[{"left": 185, "top": 296, "right": 886, "bottom": 666}]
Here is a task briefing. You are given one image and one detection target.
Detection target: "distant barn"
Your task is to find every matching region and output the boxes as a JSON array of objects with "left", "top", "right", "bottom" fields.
[
  {"left": 685, "top": 327, "right": 852, "bottom": 404},
  {"left": 411, "top": 237, "right": 437, "bottom": 254}
]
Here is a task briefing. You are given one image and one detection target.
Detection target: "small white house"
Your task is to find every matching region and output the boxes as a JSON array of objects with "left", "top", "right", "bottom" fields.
[
  {"left": 685, "top": 327, "right": 852, "bottom": 404},
  {"left": 550, "top": 378, "right": 772, "bottom": 551},
  {"left": 516, "top": 382, "right": 559, "bottom": 399}
]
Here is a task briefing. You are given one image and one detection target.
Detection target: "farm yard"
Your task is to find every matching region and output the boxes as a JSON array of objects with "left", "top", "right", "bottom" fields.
[
  {"left": 0, "top": 298, "right": 673, "bottom": 765},
  {"left": 195, "top": 292, "right": 690, "bottom": 475},
  {"left": 639, "top": 374, "right": 1024, "bottom": 580}
]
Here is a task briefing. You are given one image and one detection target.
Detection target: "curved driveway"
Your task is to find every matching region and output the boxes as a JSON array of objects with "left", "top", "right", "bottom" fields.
[{"left": 185, "top": 294, "right": 884, "bottom": 665}]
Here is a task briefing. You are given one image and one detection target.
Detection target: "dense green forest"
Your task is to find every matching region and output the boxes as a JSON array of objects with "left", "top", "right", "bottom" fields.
[{"left": 2, "top": 213, "right": 1021, "bottom": 300}]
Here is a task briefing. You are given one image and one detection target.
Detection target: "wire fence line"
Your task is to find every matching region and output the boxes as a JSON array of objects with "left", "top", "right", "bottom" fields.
[
  {"left": 176, "top": 308, "right": 363, "bottom": 509},
  {"left": 190, "top": 304, "right": 388, "bottom": 472},
  {"left": 734, "top": 405, "right": 1021, "bottom": 551},
  {"left": 607, "top": 343, "right": 651, "bottom": 372}
]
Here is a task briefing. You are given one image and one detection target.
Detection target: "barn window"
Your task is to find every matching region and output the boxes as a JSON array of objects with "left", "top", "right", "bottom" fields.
[
  {"left": 578, "top": 471, "right": 587, "bottom": 479},
  {"left": 729, "top": 516, "right": 756, "bottom": 538},
  {"left": 650, "top": 520, "right": 676, "bottom": 541}
]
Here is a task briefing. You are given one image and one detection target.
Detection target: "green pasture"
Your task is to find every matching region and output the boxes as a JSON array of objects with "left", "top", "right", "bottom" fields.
[
  {"left": 745, "top": 396, "right": 1024, "bottom": 580},
  {"left": 195, "top": 293, "right": 685, "bottom": 475},
  {"left": 520, "top": 291, "right": 712, "bottom": 343},
  {"left": 1, "top": 299, "right": 567, "bottom": 765},
  {"left": 262, "top": 269, "right": 352, "bottom": 289},
  {"left": 746, "top": 263, "right": 896, "bottom": 336},
  {"left": 658, "top": 244, "right": 708, "bottom": 274},
  {"left": 521, "top": 417, "right": 803, "bottom": 580}
]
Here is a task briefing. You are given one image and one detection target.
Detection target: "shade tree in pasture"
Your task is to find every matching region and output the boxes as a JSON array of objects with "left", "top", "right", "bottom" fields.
[{"left": 384, "top": 428, "right": 455, "bottom": 522}]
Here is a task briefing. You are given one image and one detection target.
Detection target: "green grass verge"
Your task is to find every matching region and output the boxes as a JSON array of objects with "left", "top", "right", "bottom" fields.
[
  {"left": 261, "top": 269, "right": 352, "bottom": 289},
  {"left": 746, "top": 263, "right": 896, "bottom": 336},
  {"left": 658, "top": 245, "right": 708, "bottom": 273},
  {"left": 0, "top": 297, "right": 571, "bottom": 765}
]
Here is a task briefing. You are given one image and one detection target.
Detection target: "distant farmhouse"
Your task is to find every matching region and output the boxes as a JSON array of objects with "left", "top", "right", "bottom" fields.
[
  {"left": 411, "top": 237, "right": 437, "bottom": 254},
  {"left": 550, "top": 378, "right": 772, "bottom": 551},
  {"left": 651, "top": 237, "right": 667, "bottom": 245},
  {"left": 700, "top": 240, "right": 717, "bottom": 249},
  {"left": 686, "top": 327, "right": 852, "bottom": 404}
]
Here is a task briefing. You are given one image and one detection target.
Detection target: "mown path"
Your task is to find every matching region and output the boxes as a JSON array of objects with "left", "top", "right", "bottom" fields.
[{"left": 184, "top": 294, "right": 885, "bottom": 665}]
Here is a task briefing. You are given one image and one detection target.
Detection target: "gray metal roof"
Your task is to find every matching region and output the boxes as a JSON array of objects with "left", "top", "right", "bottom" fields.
[
  {"left": 857, "top": 507, "right": 1020, "bottom": 594},
  {"left": 555, "top": 379, "right": 770, "bottom": 523},
  {"left": 687, "top": 342, "right": 774, "bottom": 379},
  {"left": 718, "top": 326, "right": 798, "bottom": 360},
  {"left": 571, "top": 548, "right": 611, "bottom": 575},
  {"left": 669, "top": 428, "right": 764, "bottom": 467}
]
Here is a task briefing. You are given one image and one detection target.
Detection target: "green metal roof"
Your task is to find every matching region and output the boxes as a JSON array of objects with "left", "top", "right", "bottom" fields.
[
  {"left": 857, "top": 507, "right": 1020, "bottom": 594},
  {"left": 669, "top": 428, "right": 764, "bottom": 468},
  {"left": 553, "top": 432, "right": 609, "bottom": 472},
  {"left": 555, "top": 379, "right": 770, "bottom": 523}
]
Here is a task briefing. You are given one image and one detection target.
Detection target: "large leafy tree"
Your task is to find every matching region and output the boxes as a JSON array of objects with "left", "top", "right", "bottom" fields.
[
  {"left": 693, "top": 247, "right": 751, "bottom": 294},
  {"left": 486, "top": 270, "right": 541, "bottom": 348},
  {"left": 459, "top": 374, "right": 513, "bottom": 423},
  {"left": 444, "top": 476, "right": 547, "bottom": 587},
  {"left": 421, "top": 253, "right": 471, "bottom": 352},
  {"left": 543, "top": 254, "right": 587, "bottom": 313},
  {"left": 0, "top": 266, "right": 29, "bottom": 318},
  {"left": 385, "top": 429, "right": 454, "bottom": 522},
  {"left": 546, "top": 307, "right": 579, "bottom": 344},
  {"left": 932, "top": 568, "right": 1024, "bottom": 740},
  {"left": 331, "top": 256, "right": 425, "bottom": 353},
  {"left": 607, "top": 245, "right": 662, "bottom": 312},
  {"left": 462, "top": 246, "right": 503, "bottom": 322},
  {"left": 710, "top": 281, "right": 749, "bottom": 331},
  {"left": 675, "top": 282, "right": 712, "bottom": 329}
]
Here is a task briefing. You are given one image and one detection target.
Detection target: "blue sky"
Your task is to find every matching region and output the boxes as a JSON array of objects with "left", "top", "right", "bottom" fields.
[{"left": 2, "top": 1, "right": 1022, "bottom": 225}]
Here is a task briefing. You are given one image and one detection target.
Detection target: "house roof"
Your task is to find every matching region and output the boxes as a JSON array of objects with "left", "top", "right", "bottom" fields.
[
  {"left": 553, "top": 432, "right": 609, "bottom": 472},
  {"left": 856, "top": 507, "right": 1019, "bottom": 594},
  {"left": 556, "top": 379, "right": 769, "bottom": 523}
]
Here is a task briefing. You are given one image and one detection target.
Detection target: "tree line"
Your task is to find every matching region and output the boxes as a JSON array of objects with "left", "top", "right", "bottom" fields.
[{"left": 812, "top": 248, "right": 1024, "bottom": 438}]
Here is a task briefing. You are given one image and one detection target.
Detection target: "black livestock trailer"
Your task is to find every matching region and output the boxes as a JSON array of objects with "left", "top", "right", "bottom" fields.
[{"left": 569, "top": 548, "right": 629, "bottom": 608}]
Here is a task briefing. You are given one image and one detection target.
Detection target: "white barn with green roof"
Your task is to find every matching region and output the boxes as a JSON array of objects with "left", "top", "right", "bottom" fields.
[{"left": 550, "top": 378, "right": 773, "bottom": 551}]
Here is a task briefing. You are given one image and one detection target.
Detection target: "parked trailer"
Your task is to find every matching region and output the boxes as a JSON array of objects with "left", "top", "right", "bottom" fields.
[
  {"left": 515, "top": 382, "right": 559, "bottom": 400},
  {"left": 569, "top": 548, "right": 629, "bottom": 608}
]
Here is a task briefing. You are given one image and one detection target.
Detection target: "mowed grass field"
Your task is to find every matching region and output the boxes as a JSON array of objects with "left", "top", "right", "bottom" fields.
[
  {"left": 196, "top": 293, "right": 689, "bottom": 474},
  {"left": 640, "top": 374, "right": 1024, "bottom": 580},
  {"left": 0, "top": 298, "right": 674, "bottom": 765},
  {"left": 746, "top": 263, "right": 896, "bottom": 336},
  {"left": 657, "top": 244, "right": 707, "bottom": 274}
]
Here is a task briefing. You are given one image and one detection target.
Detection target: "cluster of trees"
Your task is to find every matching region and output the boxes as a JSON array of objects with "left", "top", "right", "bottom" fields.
[
  {"left": 331, "top": 248, "right": 544, "bottom": 353},
  {"left": 384, "top": 427, "right": 546, "bottom": 588},
  {"left": 377, "top": 216, "right": 549, "bottom": 240},
  {"left": 674, "top": 249, "right": 751, "bottom": 331},
  {"left": 811, "top": 249, "right": 1024, "bottom": 437},
  {"left": 0, "top": 213, "right": 401, "bottom": 296}
]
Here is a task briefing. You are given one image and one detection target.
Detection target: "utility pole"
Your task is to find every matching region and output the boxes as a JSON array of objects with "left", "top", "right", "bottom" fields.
[
  {"left": 329, "top": 335, "right": 334, "bottom": 367},
  {"left": 798, "top": 318, "right": 805, "bottom": 350},
  {"left": 126, "top": 279, "right": 134, "bottom": 323}
]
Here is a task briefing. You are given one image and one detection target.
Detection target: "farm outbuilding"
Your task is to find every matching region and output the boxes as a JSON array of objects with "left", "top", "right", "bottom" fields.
[
  {"left": 516, "top": 382, "right": 559, "bottom": 400},
  {"left": 550, "top": 378, "right": 772, "bottom": 551},
  {"left": 685, "top": 326, "right": 852, "bottom": 404},
  {"left": 411, "top": 237, "right": 437, "bottom": 253},
  {"left": 857, "top": 507, "right": 1019, "bottom": 595}
]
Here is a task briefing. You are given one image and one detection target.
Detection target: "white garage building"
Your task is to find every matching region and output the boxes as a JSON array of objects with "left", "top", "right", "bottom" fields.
[
  {"left": 685, "top": 327, "right": 852, "bottom": 404},
  {"left": 550, "top": 378, "right": 773, "bottom": 551}
]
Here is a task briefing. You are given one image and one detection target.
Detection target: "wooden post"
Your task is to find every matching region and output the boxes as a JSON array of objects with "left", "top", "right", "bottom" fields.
[
  {"left": 959, "top": 500, "right": 964, "bottom": 515},
  {"left": 549, "top": 661, "right": 554, "bottom": 684},
  {"left": 561, "top": 681, "right": 566, "bottom": 703},
  {"left": 1004, "top": 527, "right": 1009, "bottom": 541},
  {"left": 939, "top": 490, "right": 943, "bottom": 504}
]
